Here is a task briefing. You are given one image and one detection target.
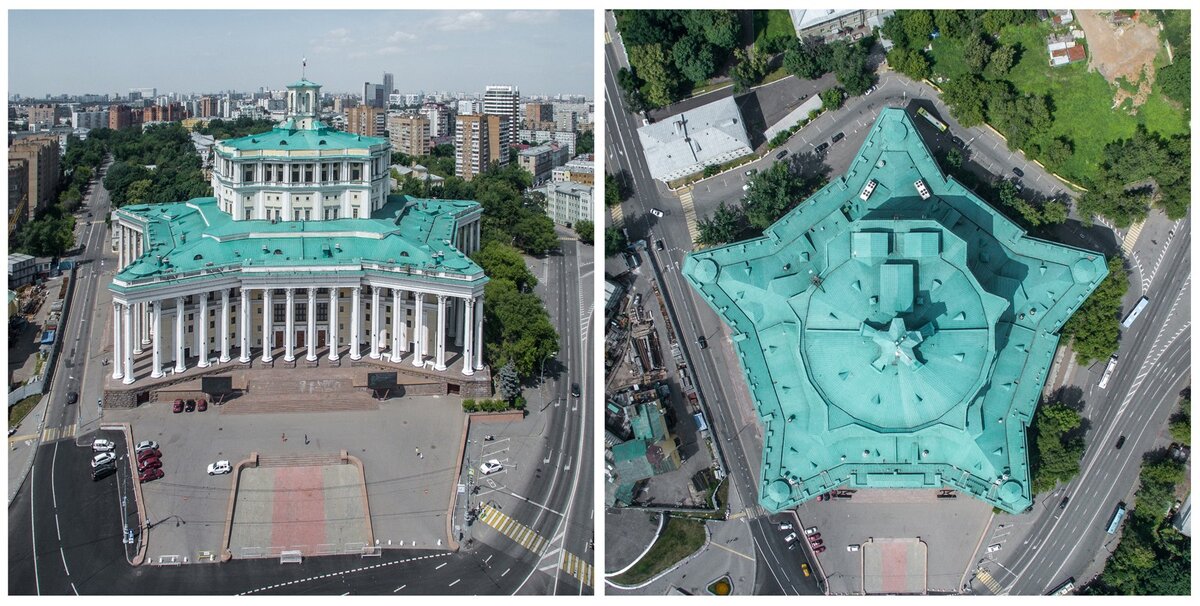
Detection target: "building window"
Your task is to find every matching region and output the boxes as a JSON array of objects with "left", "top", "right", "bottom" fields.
[
  {"left": 352, "top": 208, "right": 359, "bottom": 219},
  {"left": 351, "top": 163, "right": 362, "bottom": 181},
  {"left": 332, "top": 164, "right": 341, "bottom": 181},
  {"left": 320, "top": 163, "right": 329, "bottom": 182},
  {"left": 297, "top": 305, "right": 307, "bottom": 322},
  {"left": 291, "top": 164, "right": 301, "bottom": 183},
  {"left": 273, "top": 303, "right": 285, "bottom": 323},
  {"left": 243, "top": 165, "right": 254, "bottom": 182},
  {"left": 317, "top": 302, "right": 329, "bottom": 322},
  {"left": 304, "top": 164, "right": 314, "bottom": 183}
]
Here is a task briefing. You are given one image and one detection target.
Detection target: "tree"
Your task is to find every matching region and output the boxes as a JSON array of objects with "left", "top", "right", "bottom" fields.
[
  {"left": 934, "top": 10, "right": 970, "bottom": 39},
  {"left": 985, "top": 45, "right": 1018, "bottom": 79},
  {"left": 1030, "top": 401, "right": 1085, "bottom": 493},
  {"left": 742, "top": 162, "right": 807, "bottom": 229},
  {"left": 888, "top": 47, "right": 931, "bottom": 81},
  {"left": 1168, "top": 397, "right": 1190, "bottom": 445},
  {"left": 829, "top": 40, "right": 874, "bottom": 95},
  {"left": 672, "top": 34, "right": 717, "bottom": 84},
  {"left": 784, "top": 39, "right": 832, "bottom": 80},
  {"left": 730, "top": 47, "right": 770, "bottom": 92},
  {"left": 617, "top": 67, "right": 648, "bottom": 114},
  {"left": 962, "top": 32, "right": 994, "bottom": 74},
  {"left": 605, "top": 172, "right": 626, "bottom": 206},
  {"left": 941, "top": 74, "right": 988, "bottom": 126},
  {"left": 125, "top": 179, "right": 155, "bottom": 206},
  {"left": 1040, "top": 200, "right": 1069, "bottom": 225},
  {"left": 944, "top": 147, "right": 963, "bottom": 170},
  {"left": 482, "top": 279, "right": 559, "bottom": 380},
  {"left": 496, "top": 360, "right": 521, "bottom": 402},
  {"left": 574, "top": 219, "right": 595, "bottom": 245},
  {"left": 903, "top": 10, "right": 935, "bottom": 44},
  {"left": 981, "top": 10, "right": 1031, "bottom": 33},
  {"left": 1062, "top": 256, "right": 1129, "bottom": 365},
  {"left": 576, "top": 130, "right": 594, "bottom": 155},
  {"left": 702, "top": 164, "right": 720, "bottom": 177},
  {"left": 628, "top": 43, "right": 678, "bottom": 108},
  {"left": 696, "top": 202, "right": 745, "bottom": 246},
  {"left": 512, "top": 212, "right": 558, "bottom": 255},
  {"left": 880, "top": 12, "right": 911, "bottom": 50},
  {"left": 819, "top": 87, "right": 846, "bottom": 110},
  {"left": 1042, "top": 137, "right": 1074, "bottom": 169},
  {"left": 605, "top": 227, "right": 627, "bottom": 256},
  {"left": 472, "top": 241, "right": 538, "bottom": 292},
  {"left": 682, "top": 9, "right": 740, "bottom": 50},
  {"left": 1157, "top": 53, "right": 1190, "bottom": 107}
]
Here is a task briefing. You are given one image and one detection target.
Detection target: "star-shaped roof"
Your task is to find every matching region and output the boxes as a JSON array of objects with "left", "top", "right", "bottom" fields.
[{"left": 683, "top": 108, "right": 1107, "bottom": 513}]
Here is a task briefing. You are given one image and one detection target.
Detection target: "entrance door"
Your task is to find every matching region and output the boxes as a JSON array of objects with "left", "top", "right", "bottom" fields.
[
  {"left": 317, "top": 330, "right": 327, "bottom": 348},
  {"left": 296, "top": 330, "right": 306, "bottom": 349},
  {"left": 274, "top": 330, "right": 284, "bottom": 348}
]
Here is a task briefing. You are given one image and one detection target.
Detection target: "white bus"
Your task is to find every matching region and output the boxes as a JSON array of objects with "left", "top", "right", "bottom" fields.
[
  {"left": 1121, "top": 296, "right": 1150, "bottom": 328},
  {"left": 1047, "top": 578, "right": 1075, "bottom": 595},
  {"left": 1098, "top": 355, "right": 1118, "bottom": 389}
]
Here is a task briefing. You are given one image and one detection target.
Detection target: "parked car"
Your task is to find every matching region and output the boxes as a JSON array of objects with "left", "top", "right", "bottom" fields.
[
  {"left": 66, "top": 392, "right": 79, "bottom": 405},
  {"left": 197, "top": 398, "right": 207, "bottom": 412},
  {"left": 185, "top": 399, "right": 196, "bottom": 412},
  {"left": 847, "top": 544, "right": 860, "bottom": 552},
  {"left": 814, "top": 142, "right": 830, "bottom": 154},
  {"left": 951, "top": 136, "right": 966, "bottom": 148},
  {"left": 813, "top": 545, "right": 826, "bottom": 554},
  {"left": 776, "top": 149, "right": 789, "bottom": 160},
  {"left": 173, "top": 399, "right": 184, "bottom": 413},
  {"left": 92, "top": 463, "right": 117, "bottom": 481},
  {"left": 1059, "top": 496, "right": 1070, "bottom": 510},
  {"left": 864, "top": 85, "right": 877, "bottom": 96},
  {"left": 742, "top": 183, "right": 751, "bottom": 191},
  {"left": 805, "top": 527, "right": 818, "bottom": 536},
  {"left": 1115, "top": 435, "right": 1126, "bottom": 449},
  {"left": 91, "top": 452, "right": 116, "bottom": 468},
  {"left": 92, "top": 439, "right": 115, "bottom": 452},
  {"left": 808, "top": 532, "right": 821, "bottom": 541},
  {"left": 655, "top": 239, "right": 664, "bottom": 251},
  {"left": 137, "top": 448, "right": 161, "bottom": 462},
  {"left": 207, "top": 460, "right": 232, "bottom": 476},
  {"left": 746, "top": 168, "right": 758, "bottom": 176},
  {"left": 139, "top": 468, "right": 164, "bottom": 483},
  {"left": 987, "top": 543, "right": 1002, "bottom": 553},
  {"left": 779, "top": 522, "right": 793, "bottom": 531},
  {"left": 783, "top": 532, "right": 798, "bottom": 543},
  {"left": 1012, "top": 167, "right": 1025, "bottom": 178},
  {"left": 832, "top": 132, "right": 845, "bottom": 144},
  {"left": 698, "top": 336, "right": 708, "bottom": 349},
  {"left": 801, "top": 563, "right": 811, "bottom": 576},
  {"left": 633, "top": 293, "right": 642, "bottom": 307},
  {"left": 649, "top": 208, "right": 664, "bottom": 218},
  {"left": 134, "top": 440, "right": 159, "bottom": 453},
  {"left": 138, "top": 457, "right": 162, "bottom": 470},
  {"left": 479, "top": 459, "right": 504, "bottom": 475}
]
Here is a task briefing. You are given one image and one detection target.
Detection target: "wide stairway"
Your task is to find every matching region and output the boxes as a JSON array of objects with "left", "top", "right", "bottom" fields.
[
  {"left": 220, "top": 377, "right": 380, "bottom": 415},
  {"left": 256, "top": 453, "right": 346, "bottom": 468}
]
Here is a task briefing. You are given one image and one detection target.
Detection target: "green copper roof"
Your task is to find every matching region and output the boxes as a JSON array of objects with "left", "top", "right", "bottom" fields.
[
  {"left": 217, "top": 125, "right": 387, "bottom": 153},
  {"left": 113, "top": 195, "right": 484, "bottom": 292},
  {"left": 288, "top": 78, "right": 320, "bottom": 88},
  {"left": 683, "top": 108, "right": 1107, "bottom": 514}
]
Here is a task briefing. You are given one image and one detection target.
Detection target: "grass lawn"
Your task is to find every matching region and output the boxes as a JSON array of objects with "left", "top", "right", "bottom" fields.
[
  {"left": 754, "top": 10, "right": 794, "bottom": 53},
  {"left": 9, "top": 394, "right": 43, "bottom": 429},
  {"left": 610, "top": 515, "right": 707, "bottom": 585},
  {"left": 931, "top": 19, "right": 1188, "bottom": 184}
]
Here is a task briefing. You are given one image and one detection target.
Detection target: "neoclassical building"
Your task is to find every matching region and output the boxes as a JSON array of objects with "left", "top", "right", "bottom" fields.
[{"left": 106, "top": 78, "right": 489, "bottom": 403}]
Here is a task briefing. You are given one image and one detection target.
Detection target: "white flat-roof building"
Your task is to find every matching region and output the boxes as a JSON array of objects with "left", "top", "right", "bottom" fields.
[
  {"left": 637, "top": 96, "right": 752, "bottom": 183},
  {"left": 537, "top": 181, "right": 593, "bottom": 227}
]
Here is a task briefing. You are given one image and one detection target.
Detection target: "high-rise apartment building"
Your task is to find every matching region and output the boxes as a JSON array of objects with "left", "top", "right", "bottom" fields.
[
  {"left": 388, "top": 114, "right": 431, "bottom": 156},
  {"left": 346, "top": 105, "right": 385, "bottom": 137},
  {"left": 28, "top": 104, "right": 58, "bottom": 130},
  {"left": 455, "top": 114, "right": 503, "bottom": 181},
  {"left": 483, "top": 85, "right": 519, "bottom": 163},
  {"left": 108, "top": 104, "right": 145, "bottom": 130},
  {"left": 71, "top": 110, "right": 107, "bottom": 130},
  {"left": 199, "top": 96, "right": 217, "bottom": 117},
  {"left": 517, "top": 143, "right": 570, "bottom": 185},
  {"left": 524, "top": 102, "right": 553, "bottom": 126},
  {"left": 8, "top": 135, "right": 60, "bottom": 221},
  {"left": 143, "top": 103, "right": 187, "bottom": 123},
  {"left": 9, "top": 159, "right": 29, "bottom": 235},
  {"left": 419, "top": 103, "right": 453, "bottom": 138},
  {"left": 362, "top": 82, "right": 386, "bottom": 109},
  {"left": 383, "top": 72, "right": 394, "bottom": 96}
]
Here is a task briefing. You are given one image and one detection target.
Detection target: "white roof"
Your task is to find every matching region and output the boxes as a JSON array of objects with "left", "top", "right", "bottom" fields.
[
  {"left": 637, "top": 96, "right": 752, "bottom": 182},
  {"left": 789, "top": 9, "right": 859, "bottom": 33}
]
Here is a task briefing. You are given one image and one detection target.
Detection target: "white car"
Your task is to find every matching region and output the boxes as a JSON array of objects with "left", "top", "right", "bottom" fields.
[
  {"left": 479, "top": 459, "right": 504, "bottom": 475},
  {"left": 987, "top": 543, "right": 1002, "bottom": 553},
  {"left": 91, "top": 452, "right": 116, "bottom": 468},
  {"left": 92, "top": 439, "right": 115, "bottom": 452},
  {"left": 805, "top": 527, "right": 819, "bottom": 536},
  {"left": 779, "top": 522, "right": 794, "bottom": 531},
  {"left": 649, "top": 208, "right": 664, "bottom": 218},
  {"left": 207, "top": 460, "right": 232, "bottom": 476},
  {"left": 847, "top": 544, "right": 860, "bottom": 552},
  {"left": 134, "top": 440, "right": 159, "bottom": 453},
  {"left": 783, "top": 532, "right": 798, "bottom": 543}
]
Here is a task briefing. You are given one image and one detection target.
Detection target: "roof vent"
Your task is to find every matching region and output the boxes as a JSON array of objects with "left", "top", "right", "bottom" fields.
[
  {"left": 335, "top": 243, "right": 342, "bottom": 250},
  {"left": 273, "top": 249, "right": 282, "bottom": 255},
  {"left": 279, "top": 140, "right": 287, "bottom": 145},
  {"left": 193, "top": 254, "right": 203, "bottom": 260},
  {"left": 319, "top": 139, "right": 327, "bottom": 145}
]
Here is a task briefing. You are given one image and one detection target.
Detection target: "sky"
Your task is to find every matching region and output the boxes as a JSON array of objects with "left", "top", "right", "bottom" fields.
[{"left": 7, "top": 10, "right": 594, "bottom": 97}]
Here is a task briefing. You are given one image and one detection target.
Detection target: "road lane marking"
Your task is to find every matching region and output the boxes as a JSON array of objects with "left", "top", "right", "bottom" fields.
[
  {"left": 709, "top": 541, "right": 755, "bottom": 561},
  {"left": 559, "top": 551, "right": 594, "bottom": 588},
  {"left": 478, "top": 504, "right": 550, "bottom": 556}
]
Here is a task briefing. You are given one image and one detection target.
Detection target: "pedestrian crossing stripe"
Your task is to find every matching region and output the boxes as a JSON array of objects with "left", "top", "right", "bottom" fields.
[
  {"left": 976, "top": 568, "right": 1001, "bottom": 594},
  {"left": 479, "top": 504, "right": 549, "bottom": 555},
  {"left": 40, "top": 424, "right": 77, "bottom": 442},
  {"left": 560, "top": 551, "right": 594, "bottom": 587},
  {"left": 677, "top": 189, "right": 700, "bottom": 245},
  {"left": 1122, "top": 221, "right": 1144, "bottom": 255},
  {"left": 610, "top": 204, "right": 625, "bottom": 227}
]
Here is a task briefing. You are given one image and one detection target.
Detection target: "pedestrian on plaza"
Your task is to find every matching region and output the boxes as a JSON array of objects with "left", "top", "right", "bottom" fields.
[
  {"left": 304, "top": 434, "right": 309, "bottom": 445},
  {"left": 281, "top": 433, "right": 287, "bottom": 442}
]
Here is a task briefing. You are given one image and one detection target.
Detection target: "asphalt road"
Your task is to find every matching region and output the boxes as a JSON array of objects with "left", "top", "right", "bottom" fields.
[
  {"left": 605, "top": 29, "right": 821, "bottom": 597},
  {"left": 9, "top": 167, "right": 593, "bottom": 596}
]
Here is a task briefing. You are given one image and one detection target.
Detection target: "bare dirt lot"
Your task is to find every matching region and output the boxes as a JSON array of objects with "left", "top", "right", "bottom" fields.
[{"left": 1075, "top": 10, "right": 1162, "bottom": 109}]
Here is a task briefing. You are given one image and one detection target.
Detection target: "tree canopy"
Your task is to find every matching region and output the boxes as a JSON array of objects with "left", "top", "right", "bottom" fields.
[
  {"left": 1029, "top": 401, "right": 1085, "bottom": 494},
  {"left": 1061, "top": 256, "right": 1129, "bottom": 365}
]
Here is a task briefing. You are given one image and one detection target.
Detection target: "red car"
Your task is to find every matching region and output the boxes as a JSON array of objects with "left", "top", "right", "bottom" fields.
[
  {"left": 173, "top": 399, "right": 184, "bottom": 413},
  {"left": 814, "top": 545, "right": 826, "bottom": 554},
  {"left": 810, "top": 539, "right": 824, "bottom": 547},
  {"left": 809, "top": 533, "right": 821, "bottom": 541},
  {"left": 137, "top": 448, "right": 161, "bottom": 462},
  {"left": 138, "top": 457, "right": 162, "bottom": 470},
  {"left": 139, "top": 468, "right": 164, "bottom": 483},
  {"left": 197, "top": 398, "right": 207, "bottom": 412}
]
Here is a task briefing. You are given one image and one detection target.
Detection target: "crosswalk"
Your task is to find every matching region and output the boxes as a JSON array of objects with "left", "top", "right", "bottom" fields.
[
  {"left": 975, "top": 568, "right": 1001, "bottom": 594},
  {"left": 1121, "top": 221, "right": 1144, "bottom": 255},
  {"left": 41, "top": 424, "right": 77, "bottom": 442},
  {"left": 559, "top": 551, "right": 594, "bottom": 587},
  {"left": 727, "top": 505, "right": 767, "bottom": 521},
  {"left": 677, "top": 188, "right": 700, "bottom": 245},
  {"left": 478, "top": 504, "right": 550, "bottom": 555},
  {"left": 610, "top": 203, "right": 625, "bottom": 227}
]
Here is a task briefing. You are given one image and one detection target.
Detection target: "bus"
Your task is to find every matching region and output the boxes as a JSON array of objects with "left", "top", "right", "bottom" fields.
[
  {"left": 1047, "top": 578, "right": 1075, "bottom": 595},
  {"left": 1121, "top": 296, "right": 1150, "bottom": 328},
  {"left": 916, "top": 107, "right": 948, "bottom": 132},
  {"left": 1098, "top": 355, "right": 1118, "bottom": 389},
  {"left": 1106, "top": 502, "right": 1127, "bottom": 534}
]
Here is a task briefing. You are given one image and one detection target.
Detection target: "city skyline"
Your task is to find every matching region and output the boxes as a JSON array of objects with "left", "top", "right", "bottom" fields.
[{"left": 7, "top": 10, "right": 593, "bottom": 97}]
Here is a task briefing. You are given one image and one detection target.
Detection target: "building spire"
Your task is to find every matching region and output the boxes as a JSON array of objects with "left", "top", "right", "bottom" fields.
[{"left": 302, "top": 57, "right": 307, "bottom": 79}]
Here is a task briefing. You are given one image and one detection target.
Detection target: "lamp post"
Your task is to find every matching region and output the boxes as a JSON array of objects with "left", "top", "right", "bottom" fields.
[{"left": 538, "top": 349, "right": 558, "bottom": 410}]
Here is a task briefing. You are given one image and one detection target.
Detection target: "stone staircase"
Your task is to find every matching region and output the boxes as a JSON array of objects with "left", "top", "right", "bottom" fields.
[
  {"left": 246, "top": 377, "right": 350, "bottom": 396},
  {"left": 219, "top": 392, "right": 379, "bottom": 415},
  {"left": 256, "top": 453, "right": 345, "bottom": 468}
]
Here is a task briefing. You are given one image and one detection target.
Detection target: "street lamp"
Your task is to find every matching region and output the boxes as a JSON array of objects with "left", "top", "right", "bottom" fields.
[{"left": 538, "top": 349, "right": 558, "bottom": 409}]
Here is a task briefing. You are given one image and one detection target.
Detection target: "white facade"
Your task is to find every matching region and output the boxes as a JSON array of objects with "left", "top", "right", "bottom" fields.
[
  {"left": 538, "top": 181, "right": 593, "bottom": 227},
  {"left": 71, "top": 110, "right": 107, "bottom": 130}
]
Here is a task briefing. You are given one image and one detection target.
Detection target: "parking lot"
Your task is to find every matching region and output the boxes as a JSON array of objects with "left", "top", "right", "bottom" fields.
[
  {"left": 102, "top": 394, "right": 465, "bottom": 563},
  {"left": 789, "top": 489, "right": 992, "bottom": 595}
]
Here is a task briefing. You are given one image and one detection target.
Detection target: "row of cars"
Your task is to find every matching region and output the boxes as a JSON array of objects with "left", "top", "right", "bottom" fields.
[
  {"left": 173, "top": 398, "right": 207, "bottom": 413},
  {"left": 89, "top": 438, "right": 163, "bottom": 483},
  {"left": 781, "top": 523, "right": 827, "bottom": 555}
]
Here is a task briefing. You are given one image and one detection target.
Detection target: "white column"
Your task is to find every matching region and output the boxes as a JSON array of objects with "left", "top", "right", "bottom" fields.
[
  {"left": 151, "top": 300, "right": 163, "bottom": 378},
  {"left": 434, "top": 295, "right": 448, "bottom": 371},
  {"left": 284, "top": 288, "right": 296, "bottom": 362},
  {"left": 398, "top": 291, "right": 409, "bottom": 354},
  {"left": 197, "top": 292, "right": 210, "bottom": 368},
  {"left": 462, "top": 296, "right": 475, "bottom": 376},
  {"left": 219, "top": 289, "right": 231, "bottom": 363},
  {"left": 328, "top": 288, "right": 340, "bottom": 361},
  {"left": 390, "top": 288, "right": 403, "bottom": 362},
  {"left": 474, "top": 295, "right": 484, "bottom": 370},
  {"left": 174, "top": 297, "right": 186, "bottom": 373},
  {"left": 117, "top": 225, "right": 124, "bottom": 268},
  {"left": 122, "top": 303, "right": 134, "bottom": 384},
  {"left": 239, "top": 287, "right": 251, "bottom": 363},
  {"left": 261, "top": 289, "right": 273, "bottom": 362},
  {"left": 453, "top": 298, "right": 465, "bottom": 347},
  {"left": 306, "top": 287, "right": 317, "bottom": 362},
  {"left": 133, "top": 302, "right": 143, "bottom": 354},
  {"left": 369, "top": 286, "right": 381, "bottom": 359},
  {"left": 350, "top": 286, "right": 362, "bottom": 360},
  {"left": 411, "top": 292, "right": 425, "bottom": 367},
  {"left": 141, "top": 301, "right": 150, "bottom": 347},
  {"left": 111, "top": 301, "right": 123, "bottom": 380}
]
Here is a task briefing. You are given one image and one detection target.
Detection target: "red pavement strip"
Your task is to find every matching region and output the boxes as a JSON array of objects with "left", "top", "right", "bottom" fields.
[{"left": 270, "top": 466, "right": 327, "bottom": 549}]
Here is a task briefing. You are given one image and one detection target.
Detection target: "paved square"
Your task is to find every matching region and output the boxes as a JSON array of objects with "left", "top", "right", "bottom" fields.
[
  {"left": 863, "top": 537, "right": 926, "bottom": 594},
  {"left": 229, "top": 462, "right": 368, "bottom": 557}
]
